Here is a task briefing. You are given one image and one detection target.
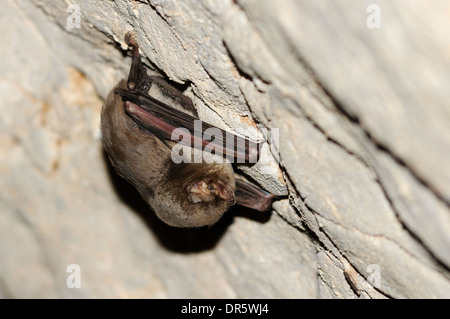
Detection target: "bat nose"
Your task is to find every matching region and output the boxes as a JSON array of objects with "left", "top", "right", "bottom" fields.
[{"left": 187, "top": 181, "right": 213, "bottom": 203}]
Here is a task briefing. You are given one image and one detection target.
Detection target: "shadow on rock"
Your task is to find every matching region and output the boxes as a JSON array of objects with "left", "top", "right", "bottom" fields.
[{"left": 102, "top": 150, "right": 271, "bottom": 253}]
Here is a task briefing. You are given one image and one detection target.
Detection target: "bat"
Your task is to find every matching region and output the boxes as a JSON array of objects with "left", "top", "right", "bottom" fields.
[{"left": 101, "top": 31, "right": 274, "bottom": 228}]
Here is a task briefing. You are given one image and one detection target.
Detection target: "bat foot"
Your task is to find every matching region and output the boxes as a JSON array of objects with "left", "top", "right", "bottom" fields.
[{"left": 124, "top": 30, "right": 138, "bottom": 48}]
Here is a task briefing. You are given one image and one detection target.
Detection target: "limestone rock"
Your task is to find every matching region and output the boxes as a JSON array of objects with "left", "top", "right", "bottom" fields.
[{"left": 0, "top": 0, "right": 448, "bottom": 298}]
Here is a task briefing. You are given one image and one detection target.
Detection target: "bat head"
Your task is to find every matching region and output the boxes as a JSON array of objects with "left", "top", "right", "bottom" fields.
[{"left": 147, "top": 163, "right": 237, "bottom": 228}]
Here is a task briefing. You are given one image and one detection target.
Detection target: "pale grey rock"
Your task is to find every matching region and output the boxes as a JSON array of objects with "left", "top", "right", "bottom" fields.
[
  {"left": 0, "top": 0, "right": 448, "bottom": 299},
  {"left": 317, "top": 251, "right": 356, "bottom": 299}
]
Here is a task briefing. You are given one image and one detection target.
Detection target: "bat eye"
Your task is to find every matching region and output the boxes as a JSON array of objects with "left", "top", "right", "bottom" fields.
[{"left": 207, "top": 185, "right": 215, "bottom": 192}]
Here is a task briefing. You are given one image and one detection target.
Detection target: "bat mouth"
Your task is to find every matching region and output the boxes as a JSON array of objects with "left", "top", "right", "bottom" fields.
[{"left": 187, "top": 181, "right": 214, "bottom": 204}]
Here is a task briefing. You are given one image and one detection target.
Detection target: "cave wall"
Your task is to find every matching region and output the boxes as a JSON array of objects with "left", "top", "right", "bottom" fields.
[{"left": 0, "top": 0, "right": 449, "bottom": 298}]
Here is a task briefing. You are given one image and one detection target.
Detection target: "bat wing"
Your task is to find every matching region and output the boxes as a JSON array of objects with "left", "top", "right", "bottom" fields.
[
  {"left": 122, "top": 31, "right": 263, "bottom": 164},
  {"left": 235, "top": 179, "right": 274, "bottom": 212},
  {"left": 115, "top": 88, "right": 263, "bottom": 164}
]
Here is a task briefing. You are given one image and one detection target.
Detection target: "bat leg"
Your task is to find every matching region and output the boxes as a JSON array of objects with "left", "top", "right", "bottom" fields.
[
  {"left": 235, "top": 179, "right": 274, "bottom": 212},
  {"left": 124, "top": 31, "right": 154, "bottom": 94},
  {"left": 124, "top": 32, "right": 197, "bottom": 117}
]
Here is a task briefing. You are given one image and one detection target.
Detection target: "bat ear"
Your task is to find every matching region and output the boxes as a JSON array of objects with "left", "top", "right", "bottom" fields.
[{"left": 216, "top": 183, "right": 236, "bottom": 206}]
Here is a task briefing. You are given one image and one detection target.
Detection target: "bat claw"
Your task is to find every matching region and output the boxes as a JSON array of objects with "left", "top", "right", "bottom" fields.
[{"left": 124, "top": 30, "right": 138, "bottom": 48}]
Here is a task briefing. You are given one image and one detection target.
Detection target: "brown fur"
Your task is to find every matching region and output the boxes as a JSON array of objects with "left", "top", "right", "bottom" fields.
[{"left": 101, "top": 80, "right": 236, "bottom": 227}]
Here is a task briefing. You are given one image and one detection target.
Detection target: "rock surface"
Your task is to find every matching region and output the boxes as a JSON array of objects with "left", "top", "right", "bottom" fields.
[{"left": 0, "top": 0, "right": 448, "bottom": 298}]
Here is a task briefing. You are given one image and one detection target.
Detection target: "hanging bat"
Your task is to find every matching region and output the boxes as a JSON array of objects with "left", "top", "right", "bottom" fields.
[{"left": 101, "top": 31, "right": 274, "bottom": 228}]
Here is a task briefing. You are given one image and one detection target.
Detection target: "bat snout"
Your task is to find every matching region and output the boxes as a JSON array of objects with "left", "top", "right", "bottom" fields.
[{"left": 187, "top": 181, "right": 214, "bottom": 204}]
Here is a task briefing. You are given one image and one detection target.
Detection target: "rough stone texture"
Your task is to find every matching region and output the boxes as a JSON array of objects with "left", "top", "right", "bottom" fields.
[{"left": 0, "top": 0, "right": 449, "bottom": 298}]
